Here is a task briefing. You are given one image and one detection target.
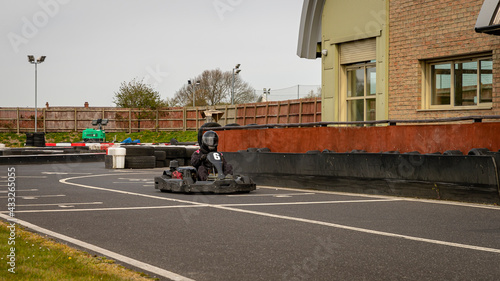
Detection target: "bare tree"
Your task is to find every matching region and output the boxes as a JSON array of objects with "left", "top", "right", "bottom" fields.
[{"left": 170, "top": 68, "right": 257, "bottom": 106}]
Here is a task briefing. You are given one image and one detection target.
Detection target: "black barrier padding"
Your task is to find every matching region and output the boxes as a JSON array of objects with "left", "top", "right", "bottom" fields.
[
  {"left": 0, "top": 153, "right": 105, "bottom": 165},
  {"left": 224, "top": 152, "right": 500, "bottom": 204}
]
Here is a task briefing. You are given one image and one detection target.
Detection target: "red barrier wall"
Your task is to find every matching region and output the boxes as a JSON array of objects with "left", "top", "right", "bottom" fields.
[{"left": 218, "top": 123, "right": 500, "bottom": 154}]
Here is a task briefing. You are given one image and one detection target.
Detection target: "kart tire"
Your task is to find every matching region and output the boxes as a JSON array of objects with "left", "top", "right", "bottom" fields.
[
  {"left": 185, "top": 146, "right": 199, "bottom": 158},
  {"left": 123, "top": 146, "right": 154, "bottom": 156},
  {"left": 166, "top": 158, "right": 185, "bottom": 166},
  {"left": 467, "top": 148, "right": 490, "bottom": 156},
  {"left": 125, "top": 156, "right": 156, "bottom": 169},
  {"left": 105, "top": 155, "right": 113, "bottom": 169},
  {"left": 155, "top": 146, "right": 186, "bottom": 158},
  {"left": 443, "top": 150, "right": 463, "bottom": 156},
  {"left": 156, "top": 160, "right": 165, "bottom": 168},
  {"left": 154, "top": 150, "right": 167, "bottom": 161},
  {"left": 225, "top": 123, "right": 240, "bottom": 127}
]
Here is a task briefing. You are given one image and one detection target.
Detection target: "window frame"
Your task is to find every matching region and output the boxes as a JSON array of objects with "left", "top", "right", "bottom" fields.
[
  {"left": 345, "top": 62, "right": 377, "bottom": 121},
  {"left": 423, "top": 54, "right": 493, "bottom": 110}
]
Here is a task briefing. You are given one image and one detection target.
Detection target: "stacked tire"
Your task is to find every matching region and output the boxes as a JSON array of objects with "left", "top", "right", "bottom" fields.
[
  {"left": 154, "top": 146, "right": 187, "bottom": 168},
  {"left": 25, "top": 133, "right": 34, "bottom": 146},
  {"left": 123, "top": 146, "right": 156, "bottom": 169}
]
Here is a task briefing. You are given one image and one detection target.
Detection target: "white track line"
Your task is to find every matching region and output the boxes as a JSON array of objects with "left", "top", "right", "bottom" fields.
[
  {"left": 0, "top": 189, "right": 38, "bottom": 193},
  {"left": 0, "top": 194, "right": 65, "bottom": 199},
  {"left": 0, "top": 214, "right": 194, "bottom": 281},
  {"left": 11, "top": 204, "right": 209, "bottom": 213},
  {"left": 219, "top": 198, "right": 402, "bottom": 207},
  {"left": 16, "top": 202, "right": 103, "bottom": 207},
  {"left": 211, "top": 204, "right": 500, "bottom": 254},
  {"left": 258, "top": 186, "right": 500, "bottom": 211},
  {"left": 227, "top": 192, "right": 316, "bottom": 197},
  {"left": 57, "top": 174, "right": 500, "bottom": 255}
]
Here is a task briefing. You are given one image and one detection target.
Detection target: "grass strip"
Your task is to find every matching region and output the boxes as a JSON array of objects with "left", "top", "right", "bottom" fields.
[
  {"left": 0, "top": 131, "right": 198, "bottom": 147},
  {"left": 0, "top": 220, "right": 157, "bottom": 280}
]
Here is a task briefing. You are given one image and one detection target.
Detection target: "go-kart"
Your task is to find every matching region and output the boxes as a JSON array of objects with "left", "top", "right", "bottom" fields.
[{"left": 154, "top": 152, "right": 256, "bottom": 194}]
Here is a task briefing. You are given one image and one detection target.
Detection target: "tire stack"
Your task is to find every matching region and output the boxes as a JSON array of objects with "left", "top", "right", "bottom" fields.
[
  {"left": 154, "top": 146, "right": 187, "bottom": 168},
  {"left": 123, "top": 146, "right": 156, "bottom": 169},
  {"left": 33, "top": 132, "right": 46, "bottom": 147},
  {"left": 25, "top": 133, "right": 34, "bottom": 146}
]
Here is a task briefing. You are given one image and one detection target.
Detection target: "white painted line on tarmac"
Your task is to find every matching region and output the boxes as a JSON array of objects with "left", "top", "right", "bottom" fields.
[
  {"left": 59, "top": 174, "right": 500, "bottom": 255},
  {"left": 227, "top": 192, "right": 316, "bottom": 197},
  {"left": 0, "top": 213, "right": 195, "bottom": 281},
  {"left": 0, "top": 189, "right": 38, "bottom": 193},
  {"left": 11, "top": 204, "right": 209, "bottom": 213},
  {"left": 16, "top": 202, "right": 103, "bottom": 207},
  {"left": 59, "top": 174, "right": 204, "bottom": 206},
  {"left": 41, "top": 172, "right": 92, "bottom": 175},
  {"left": 211, "top": 204, "right": 500, "bottom": 255},
  {"left": 220, "top": 198, "right": 402, "bottom": 207},
  {"left": 0, "top": 176, "right": 47, "bottom": 179},
  {"left": 0, "top": 194, "right": 65, "bottom": 199},
  {"left": 258, "top": 186, "right": 500, "bottom": 211},
  {"left": 112, "top": 182, "right": 155, "bottom": 184}
]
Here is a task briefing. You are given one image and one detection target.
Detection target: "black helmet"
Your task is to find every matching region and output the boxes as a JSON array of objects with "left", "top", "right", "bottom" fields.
[{"left": 201, "top": 131, "right": 218, "bottom": 152}]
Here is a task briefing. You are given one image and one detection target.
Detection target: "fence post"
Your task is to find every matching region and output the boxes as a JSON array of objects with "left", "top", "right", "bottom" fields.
[
  {"left": 16, "top": 108, "right": 20, "bottom": 134},
  {"left": 254, "top": 104, "right": 257, "bottom": 124},
  {"left": 224, "top": 105, "right": 228, "bottom": 126},
  {"left": 183, "top": 107, "right": 187, "bottom": 131},
  {"left": 299, "top": 100, "right": 303, "bottom": 124},
  {"left": 156, "top": 109, "right": 159, "bottom": 132},
  {"left": 277, "top": 102, "right": 281, "bottom": 124},
  {"left": 314, "top": 98, "right": 318, "bottom": 122},
  {"left": 195, "top": 108, "right": 198, "bottom": 131},
  {"left": 234, "top": 105, "right": 237, "bottom": 124},
  {"left": 243, "top": 104, "right": 247, "bottom": 125},
  {"left": 128, "top": 109, "right": 132, "bottom": 134},
  {"left": 43, "top": 108, "right": 46, "bottom": 133},
  {"left": 74, "top": 108, "right": 77, "bottom": 132}
]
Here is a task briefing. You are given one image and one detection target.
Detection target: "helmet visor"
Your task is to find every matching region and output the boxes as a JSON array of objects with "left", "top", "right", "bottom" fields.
[{"left": 202, "top": 132, "right": 218, "bottom": 148}]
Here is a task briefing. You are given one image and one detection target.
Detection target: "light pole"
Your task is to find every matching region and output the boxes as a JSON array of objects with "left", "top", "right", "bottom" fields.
[
  {"left": 231, "top": 64, "right": 241, "bottom": 105},
  {"left": 27, "top": 55, "right": 46, "bottom": 132},
  {"left": 263, "top": 88, "right": 271, "bottom": 102},
  {"left": 188, "top": 79, "right": 200, "bottom": 107}
]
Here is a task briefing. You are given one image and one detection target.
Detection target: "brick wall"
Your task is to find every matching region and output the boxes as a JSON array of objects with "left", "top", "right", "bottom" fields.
[{"left": 389, "top": 0, "right": 500, "bottom": 120}]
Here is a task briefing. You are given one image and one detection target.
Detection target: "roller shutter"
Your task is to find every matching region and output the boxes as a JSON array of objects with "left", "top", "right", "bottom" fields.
[{"left": 340, "top": 38, "right": 376, "bottom": 64}]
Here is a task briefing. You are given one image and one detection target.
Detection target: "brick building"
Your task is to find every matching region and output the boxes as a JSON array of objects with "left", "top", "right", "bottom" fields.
[{"left": 297, "top": 0, "right": 500, "bottom": 122}]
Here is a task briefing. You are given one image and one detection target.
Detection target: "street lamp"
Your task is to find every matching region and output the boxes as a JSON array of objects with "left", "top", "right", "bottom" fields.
[
  {"left": 263, "top": 88, "right": 271, "bottom": 102},
  {"left": 188, "top": 79, "right": 200, "bottom": 107},
  {"left": 231, "top": 64, "right": 241, "bottom": 105},
  {"left": 27, "top": 55, "right": 46, "bottom": 132}
]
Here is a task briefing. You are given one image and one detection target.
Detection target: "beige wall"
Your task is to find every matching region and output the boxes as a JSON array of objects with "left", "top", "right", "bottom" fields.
[{"left": 320, "top": 0, "right": 388, "bottom": 122}]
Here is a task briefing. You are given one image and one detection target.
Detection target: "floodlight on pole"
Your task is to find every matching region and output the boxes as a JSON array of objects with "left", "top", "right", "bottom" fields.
[
  {"left": 27, "top": 55, "right": 46, "bottom": 132},
  {"left": 231, "top": 64, "right": 241, "bottom": 105},
  {"left": 188, "top": 79, "right": 201, "bottom": 107},
  {"left": 263, "top": 88, "right": 271, "bottom": 102}
]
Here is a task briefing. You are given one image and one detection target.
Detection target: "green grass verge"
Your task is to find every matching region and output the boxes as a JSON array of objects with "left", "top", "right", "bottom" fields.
[
  {"left": 0, "top": 131, "right": 198, "bottom": 147},
  {"left": 0, "top": 220, "right": 157, "bottom": 280}
]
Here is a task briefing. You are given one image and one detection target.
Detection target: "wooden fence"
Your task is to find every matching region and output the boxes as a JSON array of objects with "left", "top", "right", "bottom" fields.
[{"left": 0, "top": 98, "right": 321, "bottom": 133}]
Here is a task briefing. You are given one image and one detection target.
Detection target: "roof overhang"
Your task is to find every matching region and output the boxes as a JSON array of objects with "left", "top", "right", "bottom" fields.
[
  {"left": 297, "top": 0, "right": 325, "bottom": 59},
  {"left": 475, "top": 0, "right": 500, "bottom": 35}
]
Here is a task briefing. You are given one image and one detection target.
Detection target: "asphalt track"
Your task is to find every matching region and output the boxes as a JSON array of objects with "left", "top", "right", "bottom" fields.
[{"left": 1, "top": 162, "right": 500, "bottom": 280}]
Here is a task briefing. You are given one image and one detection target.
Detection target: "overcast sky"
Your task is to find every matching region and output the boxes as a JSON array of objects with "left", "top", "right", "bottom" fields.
[{"left": 0, "top": 0, "right": 321, "bottom": 108}]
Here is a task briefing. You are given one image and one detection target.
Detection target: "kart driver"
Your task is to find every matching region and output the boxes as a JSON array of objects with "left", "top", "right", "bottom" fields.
[{"left": 191, "top": 130, "right": 233, "bottom": 181}]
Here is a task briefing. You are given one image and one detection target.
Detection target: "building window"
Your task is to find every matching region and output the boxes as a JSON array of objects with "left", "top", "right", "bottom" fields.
[
  {"left": 426, "top": 55, "right": 492, "bottom": 109},
  {"left": 346, "top": 62, "right": 376, "bottom": 121}
]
